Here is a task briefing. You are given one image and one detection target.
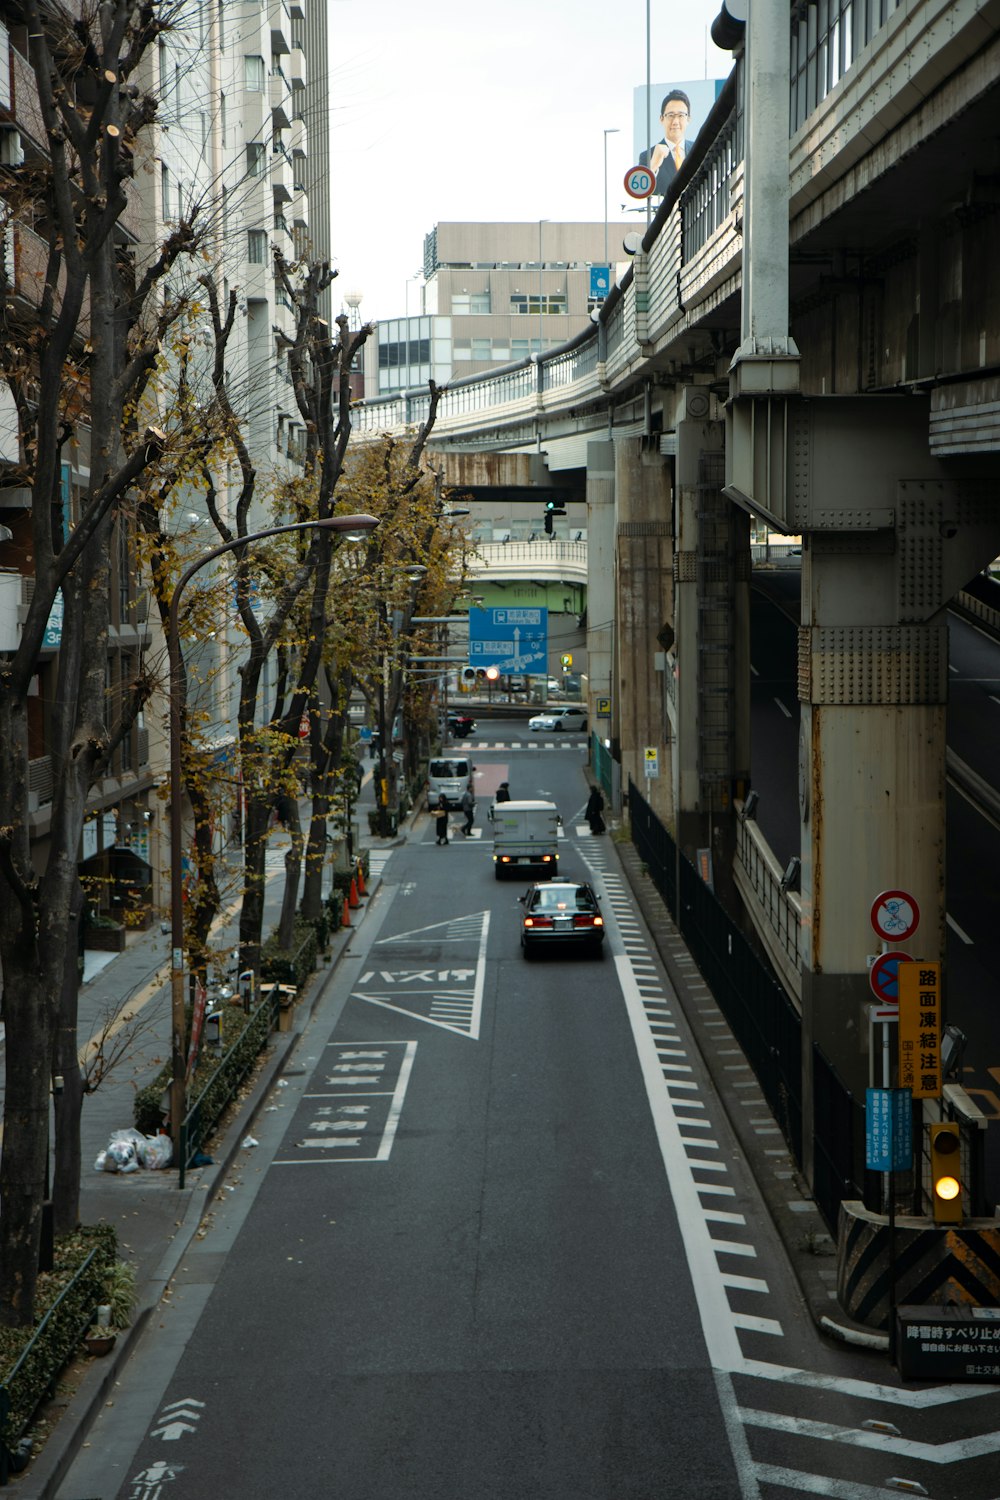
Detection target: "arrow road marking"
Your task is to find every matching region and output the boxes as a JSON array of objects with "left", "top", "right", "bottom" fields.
[{"left": 151, "top": 1421, "right": 197, "bottom": 1441}]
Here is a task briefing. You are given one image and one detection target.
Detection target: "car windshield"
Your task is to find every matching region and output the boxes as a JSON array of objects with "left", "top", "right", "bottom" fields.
[
  {"left": 430, "top": 760, "right": 466, "bottom": 777},
  {"left": 529, "top": 886, "right": 595, "bottom": 913}
]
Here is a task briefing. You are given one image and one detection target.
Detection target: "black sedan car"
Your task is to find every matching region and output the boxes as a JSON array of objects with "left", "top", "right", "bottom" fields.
[
  {"left": 447, "top": 712, "right": 477, "bottom": 738},
  {"left": 519, "top": 880, "right": 605, "bottom": 958}
]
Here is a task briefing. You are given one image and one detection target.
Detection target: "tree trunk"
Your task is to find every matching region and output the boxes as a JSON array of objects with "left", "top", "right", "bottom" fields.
[
  {"left": 277, "top": 797, "right": 303, "bottom": 951},
  {"left": 52, "top": 878, "right": 85, "bottom": 1236},
  {"left": 238, "top": 794, "right": 270, "bottom": 979},
  {"left": 300, "top": 779, "right": 330, "bottom": 922}
]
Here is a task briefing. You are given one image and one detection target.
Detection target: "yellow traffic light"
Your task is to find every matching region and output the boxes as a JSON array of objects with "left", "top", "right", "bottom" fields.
[{"left": 929, "top": 1122, "right": 962, "bottom": 1225}]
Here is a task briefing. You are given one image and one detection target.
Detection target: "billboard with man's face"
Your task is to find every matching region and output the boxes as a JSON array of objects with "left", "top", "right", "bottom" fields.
[{"left": 633, "top": 78, "right": 725, "bottom": 197}]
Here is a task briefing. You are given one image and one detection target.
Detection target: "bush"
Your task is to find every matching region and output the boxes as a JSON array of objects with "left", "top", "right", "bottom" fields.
[
  {"left": 260, "top": 917, "right": 317, "bottom": 989},
  {"left": 133, "top": 1004, "right": 258, "bottom": 1135},
  {"left": 0, "top": 1224, "right": 117, "bottom": 1452}
]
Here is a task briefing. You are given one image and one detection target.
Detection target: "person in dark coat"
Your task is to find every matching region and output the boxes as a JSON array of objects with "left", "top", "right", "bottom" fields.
[
  {"left": 460, "top": 784, "right": 476, "bottom": 835},
  {"left": 435, "top": 793, "right": 450, "bottom": 845},
  {"left": 494, "top": 781, "right": 511, "bottom": 803},
  {"left": 585, "top": 786, "right": 606, "bottom": 834}
]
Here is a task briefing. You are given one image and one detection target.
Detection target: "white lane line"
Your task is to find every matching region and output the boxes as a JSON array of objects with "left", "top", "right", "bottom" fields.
[
  {"left": 712, "top": 1240, "right": 757, "bottom": 1258},
  {"left": 739, "top": 1355, "right": 1000, "bottom": 1406},
  {"left": 697, "top": 1182, "right": 737, "bottom": 1197},
  {"left": 722, "top": 1272, "right": 770, "bottom": 1294},
  {"left": 733, "top": 1313, "right": 783, "bottom": 1336},
  {"left": 753, "top": 1465, "right": 907, "bottom": 1497},
  {"left": 688, "top": 1157, "right": 727, "bottom": 1172},
  {"left": 681, "top": 1136, "right": 719, "bottom": 1149},
  {"left": 705, "top": 1209, "right": 746, "bottom": 1225},
  {"left": 741, "top": 1406, "right": 1000, "bottom": 1461},
  {"left": 615, "top": 953, "right": 744, "bottom": 1372},
  {"left": 946, "top": 912, "right": 974, "bottom": 944}
]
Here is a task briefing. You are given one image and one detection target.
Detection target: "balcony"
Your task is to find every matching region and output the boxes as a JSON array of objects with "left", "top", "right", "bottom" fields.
[
  {"left": 270, "top": 151, "right": 293, "bottom": 203},
  {"left": 288, "top": 116, "right": 307, "bottom": 159},
  {"left": 269, "top": 0, "right": 291, "bottom": 54},
  {"left": 287, "top": 47, "right": 305, "bottom": 88},
  {"left": 290, "top": 189, "right": 308, "bottom": 230},
  {"left": 269, "top": 69, "right": 291, "bottom": 130}
]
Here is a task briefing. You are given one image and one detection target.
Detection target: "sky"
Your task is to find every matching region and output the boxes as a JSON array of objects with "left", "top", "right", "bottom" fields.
[{"left": 325, "top": 0, "right": 730, "bottom": 323}]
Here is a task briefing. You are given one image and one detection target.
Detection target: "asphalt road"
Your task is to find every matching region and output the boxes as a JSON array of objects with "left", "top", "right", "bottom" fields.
[{"left": 58, "top": 729, "right": 1000, "bottom": 1499}]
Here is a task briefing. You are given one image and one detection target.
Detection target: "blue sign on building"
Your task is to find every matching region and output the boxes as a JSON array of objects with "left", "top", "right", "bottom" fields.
[
  {"left": 468, "top": 607, "right": 548, "bottom": 676},
  {"left": 590, "top": 266, "right": 611, "bottom": 300},
  {"left": 865, "top": 1087, "right": 913, "bottom": 1172}
]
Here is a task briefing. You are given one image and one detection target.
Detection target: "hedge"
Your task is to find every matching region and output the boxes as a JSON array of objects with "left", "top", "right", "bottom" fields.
[
  {"left": 260, "top": 916, "right": 317, "bottom": 990},
  {"left": 133, "top": 1002, "right": 262, "bottom": 1136},
  {"left": 0, "top": 1223, "right": 117, "bottom": 1453}
]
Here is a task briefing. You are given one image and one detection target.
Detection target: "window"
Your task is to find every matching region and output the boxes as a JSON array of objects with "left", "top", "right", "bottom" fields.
[
  {"left": 246, "top": 142, "right": 265, "bottom": 177},
  {"left": 247, "top": 229, "right": 268, "bottom": 263},
  {"left": 510, "top": 293, "right": 567, "bottom": 316},
  {"left": 451, "top": 291, "right": 491, "bottom": 315},
  {"left": 245, "top": 55, "right": 265, "bottom": 91},
  {"left": 470, "top": 339, "right": 491, "bottom": 360},
  {"left": 160, "top": 163, "right": 171, "bottom": 219}
]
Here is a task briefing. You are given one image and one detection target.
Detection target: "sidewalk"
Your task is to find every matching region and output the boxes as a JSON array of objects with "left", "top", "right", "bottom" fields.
[{"left": 10, "top": 781, "right": 400, "bottom": 1499}]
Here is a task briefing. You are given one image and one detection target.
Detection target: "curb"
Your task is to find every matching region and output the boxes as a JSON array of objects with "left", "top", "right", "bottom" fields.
[{"left": 19, "top": 857, "right": 393, "bottom": 1500}]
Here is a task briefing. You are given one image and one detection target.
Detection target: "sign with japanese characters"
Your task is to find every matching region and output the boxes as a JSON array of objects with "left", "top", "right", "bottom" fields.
[
  {"left": 898, "top": 961, "right": 942, "bottom": 1099},
  {"left": 897, "top": 1305, "right": 1000, "bottom": 1381},
  {"left": 865, "top": 1087, "right": 912, "bottom": 1172}
]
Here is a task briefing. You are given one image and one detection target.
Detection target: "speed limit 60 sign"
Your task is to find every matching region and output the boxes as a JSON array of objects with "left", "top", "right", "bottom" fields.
[{"left": 624, "top": 165, "right": 655, "bottom": 200}]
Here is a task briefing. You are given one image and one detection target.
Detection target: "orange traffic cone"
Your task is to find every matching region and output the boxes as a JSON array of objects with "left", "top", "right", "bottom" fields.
[
  {"left": 356, "top": 861, "right": 367, "bottom": 898},
  {"left": 341, "top": 895, "right": 351, "bottom": 928},
  {"left": 348, "top": 876, "right": 360, "bottom": 909}
]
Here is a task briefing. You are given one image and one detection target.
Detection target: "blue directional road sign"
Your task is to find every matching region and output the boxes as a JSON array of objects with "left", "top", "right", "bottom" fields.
[
  {"left": 865, "top": 1087, "right": 913, "bottom": 1172},
  {"left": 468, "top": 607, "right": 548, "bottom": 676}
]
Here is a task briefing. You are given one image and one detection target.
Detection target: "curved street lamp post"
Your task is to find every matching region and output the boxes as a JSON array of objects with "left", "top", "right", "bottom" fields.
[{"left": 168, "top": 514, "right": 379, "bottom": 1165}]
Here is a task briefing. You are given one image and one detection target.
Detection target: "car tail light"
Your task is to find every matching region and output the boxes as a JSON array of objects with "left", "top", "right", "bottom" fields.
[
  {"left": 541, "top": 854, "right": 552, "bottom": 863},
  {"left": 524, "top": 916, "right": 553, "bottom": 929}
]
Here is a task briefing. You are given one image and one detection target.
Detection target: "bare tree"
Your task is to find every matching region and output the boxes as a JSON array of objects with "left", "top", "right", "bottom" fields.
[{"left": 0, "top": 0, "right": 201, "bottom": 1324}]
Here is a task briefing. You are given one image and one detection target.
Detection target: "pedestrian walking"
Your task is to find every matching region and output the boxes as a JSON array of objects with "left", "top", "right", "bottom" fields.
[
  {"left": 494, "top": 781, "right": 511, "bottom": 803},
  {"left": 435, "top": 793, "right": 450, "bottom": 845},
  {"left": 461, "top": 783, "right": 476, "bottom": 836},
  {"left": 585, "top": 786, "right": 606, "bottom": 834}
]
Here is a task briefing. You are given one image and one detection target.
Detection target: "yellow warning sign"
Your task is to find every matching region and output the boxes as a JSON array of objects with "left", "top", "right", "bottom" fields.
[{"left": 898, "top": 961, "right": 942, "bottom": 1099}]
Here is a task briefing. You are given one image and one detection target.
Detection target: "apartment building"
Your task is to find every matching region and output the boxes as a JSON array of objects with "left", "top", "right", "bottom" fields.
[{"left": 0, "top": 0, "right": 326, "bottom": 920}]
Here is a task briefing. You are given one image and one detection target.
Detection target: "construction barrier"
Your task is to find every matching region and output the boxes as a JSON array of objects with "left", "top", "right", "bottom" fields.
[
  {"left": 348, "top": 876, "right": 360, "bottom": 909},
  {"left": 341, "top": 895, "right": 351, "bottom": 928},
  {"left": 356, "top": 861, "right": 367, "bottom": 897}
]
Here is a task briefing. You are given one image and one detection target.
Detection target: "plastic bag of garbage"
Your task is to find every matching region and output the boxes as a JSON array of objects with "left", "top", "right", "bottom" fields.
[
  {"left": 102, "top": 1127, "right": 148, "bottom": 1174},
  {"left": 94, "top": 1150, "right": 107, "bottom": 1172},
  {"left": 104, "top": 1137, "right": 139, "bottom": 1173},
  {"left": 139, "top": 1133, "right": 173, "bottom": 1170}
]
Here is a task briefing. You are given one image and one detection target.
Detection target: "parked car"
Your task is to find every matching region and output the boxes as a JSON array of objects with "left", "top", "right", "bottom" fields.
[
  {"left": 447, "top": 712, "right": 477, "bottom": 737},
  {"left": 518, "top": 880, "right": 605, "bottom": 958},
  {"left": 528, "top": 706, "right": 588, "bottom": 733}
]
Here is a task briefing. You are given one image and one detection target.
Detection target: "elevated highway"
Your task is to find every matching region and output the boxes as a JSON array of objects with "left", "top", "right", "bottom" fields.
[{"left": 353, "top": 0, "right": 1000, "bottom": 1223}]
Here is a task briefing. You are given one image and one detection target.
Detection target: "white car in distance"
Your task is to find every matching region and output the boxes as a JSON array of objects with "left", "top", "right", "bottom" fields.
[{"left": 528, "top": 706, "right": 588, "bottom": 733}]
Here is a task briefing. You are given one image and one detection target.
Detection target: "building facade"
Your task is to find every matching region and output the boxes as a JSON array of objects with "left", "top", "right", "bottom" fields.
[{"left": 366, "top": 220, "right": 631, "bottom": 395}]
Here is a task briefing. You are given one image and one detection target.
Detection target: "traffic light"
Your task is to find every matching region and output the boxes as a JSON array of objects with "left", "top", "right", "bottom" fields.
[
  {"left": 929, "top": 1122, "right": 963, "bottom": 1225},
  {"left": 543, "top": 499, "right": 566, "bottom": 535}
]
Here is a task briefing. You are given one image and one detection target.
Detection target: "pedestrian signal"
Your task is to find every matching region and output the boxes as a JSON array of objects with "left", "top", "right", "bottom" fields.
[{"left": 929, "top": 1122, "right": 962, "bottom": 1224}]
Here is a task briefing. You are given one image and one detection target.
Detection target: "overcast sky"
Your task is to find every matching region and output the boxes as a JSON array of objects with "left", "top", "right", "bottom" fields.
[{"left": 326, "top": 0, "right": 730, "bottom": 322}]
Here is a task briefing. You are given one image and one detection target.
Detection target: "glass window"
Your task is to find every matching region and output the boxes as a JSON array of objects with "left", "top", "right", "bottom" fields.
[
  {"left": 245, "top": 55, "right": 265, "bottom": 91},
  {"left": 160, "top": 163, "right": 170, "bottom": 219},
  {"left": 247, "top": 229, "right": 268, "bottom": 263},
  {"left": 247, "top": 142, "right": 265, "bottom": 177}
]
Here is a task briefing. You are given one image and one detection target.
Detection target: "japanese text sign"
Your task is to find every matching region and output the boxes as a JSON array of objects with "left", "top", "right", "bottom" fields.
[{"left": 898, "top": 961, "right": 942, "bottom": 1099}]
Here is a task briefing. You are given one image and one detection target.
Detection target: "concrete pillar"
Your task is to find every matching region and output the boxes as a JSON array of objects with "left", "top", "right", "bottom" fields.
[
  {"left": 613, "top": 437, "right": 673, "bottom": 823},
  {"left": 585, "top": 440, "right": 616, "bottom": 778},
  {"left": 673, "top": 401, "right": 751, "bottom": 877}
]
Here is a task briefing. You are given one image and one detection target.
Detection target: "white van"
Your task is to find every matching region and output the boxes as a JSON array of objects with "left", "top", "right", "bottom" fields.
[
  {"left": 491, "top": 799, "right": 561, "bottom": 879},
  {"left": 427, "top": 756, "right": 472, "bottom": 809}
]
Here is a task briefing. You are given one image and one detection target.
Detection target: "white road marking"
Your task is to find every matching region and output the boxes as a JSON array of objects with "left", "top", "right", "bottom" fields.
[
  {"left": 741, "top": 1406, "right": 1000, "bottom": 1462},
  {"left": 946, "top": 912, "right": 974, "bottom": 944},
  {"left": 712, "top": 1239, "right": 757, "bottom": 1258},
  {"left": 738, "top": 1357, "right": 1000, "bottom": 1406},
  {"left": 733, "top": 1312, "right": 783, "bottom": 1336},
  {"left": 721, "top": 1272, "right": 769, "bottom": 1294},
  {"left": 753, "top": 1465, "right": 910, "bottom": 1497}
]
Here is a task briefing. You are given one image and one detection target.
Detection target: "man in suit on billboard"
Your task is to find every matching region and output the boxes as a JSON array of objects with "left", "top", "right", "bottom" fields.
[{"left": 639, "top": 89, "right": 694, "bottom": 197}]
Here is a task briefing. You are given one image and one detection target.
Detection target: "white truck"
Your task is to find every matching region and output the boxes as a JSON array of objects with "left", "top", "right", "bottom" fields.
[{"left": 490, "top": 799, "right": 561, "bottom": 880}]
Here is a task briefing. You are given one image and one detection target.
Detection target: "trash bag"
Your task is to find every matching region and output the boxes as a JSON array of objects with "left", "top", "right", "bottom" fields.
[
  {"left": 139, "top": 1133, "right": 173, "bottom": 1170},
  {"left": 103, "top": 1137, "right": 139, "bottom": 1173}
]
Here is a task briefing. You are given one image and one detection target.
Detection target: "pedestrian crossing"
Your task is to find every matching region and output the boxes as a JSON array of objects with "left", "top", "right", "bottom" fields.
[{"left": 450, "top": 738, "right": 587, "bottom": 750}]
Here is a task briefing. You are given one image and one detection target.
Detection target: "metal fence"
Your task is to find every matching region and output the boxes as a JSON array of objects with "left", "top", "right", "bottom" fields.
[
  {"left": 178, "top": 986, "right": 281, "bottom": 1186},
  {"left": 629, "top": 778, "right": 802, "bottom": 1164},
  {"left": 812, "top": 1045, "right": 863, "bottom": 1235}
]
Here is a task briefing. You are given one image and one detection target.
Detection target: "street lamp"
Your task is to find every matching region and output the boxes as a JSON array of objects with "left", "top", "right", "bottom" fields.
[
  {"left": 167, "top": 513, "right": 378, "bottom": 1164},
  {"left": 603, "top": 128, "right": 620, "bottom": 268}
]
